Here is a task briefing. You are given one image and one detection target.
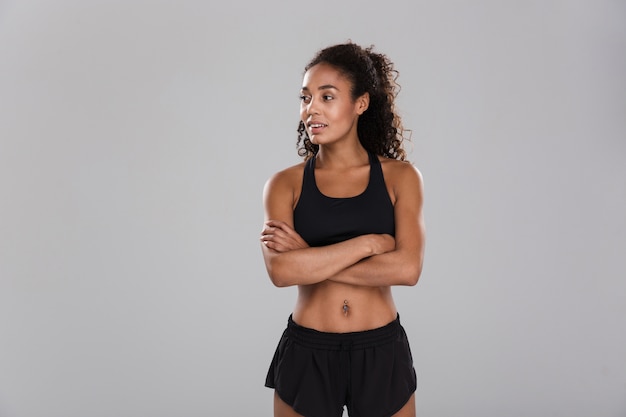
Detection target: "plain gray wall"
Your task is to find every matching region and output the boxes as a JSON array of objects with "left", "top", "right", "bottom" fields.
[{"left": 1, "top": 1, "right": 625, "bottom": 416}]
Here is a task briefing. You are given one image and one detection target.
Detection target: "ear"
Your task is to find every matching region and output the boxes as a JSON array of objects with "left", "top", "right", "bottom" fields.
[{"left": 355, "top": 92, "right": 370, "bottom": 115}]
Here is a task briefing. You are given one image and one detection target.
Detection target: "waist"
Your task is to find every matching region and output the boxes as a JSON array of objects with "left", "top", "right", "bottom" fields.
[
  {"left": 286, "top": 313, "right": 403, "bottom": 350},
  {"left": 293, "top": 282, "right": 397, "bottom": 332}
]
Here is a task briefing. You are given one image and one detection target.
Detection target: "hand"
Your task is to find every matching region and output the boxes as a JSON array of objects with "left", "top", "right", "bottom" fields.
[
  {"left": 261, "top": 220, "right": 309, "bottom": 253},
  {"left": 369, "top": 234, "right": 396, "bottom": 255}
]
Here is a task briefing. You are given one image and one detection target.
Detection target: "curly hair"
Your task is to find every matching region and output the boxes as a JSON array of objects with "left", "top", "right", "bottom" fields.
[{"left": 297, "top": 42, "right": 408, "bottom": 161}]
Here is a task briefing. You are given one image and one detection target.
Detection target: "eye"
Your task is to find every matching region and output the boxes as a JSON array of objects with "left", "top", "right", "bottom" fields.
[
  {"left": 323, "top": 95, "right": 334, "bottom": 101},
  {"left": 299, "top": 95, "right": 311, "bottom": 104}
]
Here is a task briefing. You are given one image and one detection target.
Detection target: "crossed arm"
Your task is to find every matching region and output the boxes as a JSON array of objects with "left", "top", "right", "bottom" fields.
[{"left": 260, "top": 162, "right": 425, "bottom": 288}]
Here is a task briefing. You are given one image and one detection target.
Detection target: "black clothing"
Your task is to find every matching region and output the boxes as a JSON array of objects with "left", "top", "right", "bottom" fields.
[
  {"left": 293, "top": 151, "right": 395, "bottom": 247},
  {"left": 265, "top": 315, "right": 417, "bottom": 417}
]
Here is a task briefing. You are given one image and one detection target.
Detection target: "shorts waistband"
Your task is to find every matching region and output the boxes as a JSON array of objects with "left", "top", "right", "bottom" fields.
[{"left": 286, "top": 314, "right": 402, "bottom": 350}]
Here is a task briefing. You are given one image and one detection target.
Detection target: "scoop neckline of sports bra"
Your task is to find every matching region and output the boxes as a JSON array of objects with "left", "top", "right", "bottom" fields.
[{"left": 310, "top": 152, "right": 374, "bottom": 200}]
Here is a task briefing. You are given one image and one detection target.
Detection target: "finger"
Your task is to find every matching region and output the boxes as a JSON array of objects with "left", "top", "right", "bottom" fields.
[
  {"left": 261, "top": 226, "right": 275, "bottom": 236},
  {"left": 261, "top": 225, "right": 288, "bottom": 237},
  {"left": 265, "top": 219, "right": 288, "bottom": 228},
  {"left": 260, "top": 234, "right": 274, "bottom": 242},
  {"left": 265, "top": 220, "right": 295, "bottom": 234},
  {"left": 261, "top": 233, "right": 289, "bottom": 246},
  {"left": 262, "top": 221, "right": 309, "bottom": 249},
  {"left": 270, "top": 225, "right": 308, "bottom": 248},
  {"left": 262, "top": 239, "right": 289, "bottom": 253},
  {"left": 268, "top": 226, "right": 298, "bottom": 243},
  {"left": 262, "top": 229, "right": 288, "bottom": 242},
  {"left": 262, "top": 233, "right": 303, "bottom": 251}
]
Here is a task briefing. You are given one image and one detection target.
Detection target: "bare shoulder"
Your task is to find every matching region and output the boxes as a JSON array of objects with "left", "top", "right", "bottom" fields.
[
  {"left": 264, "top": 162, "right": 306, "bottom": 191},
  {"left": 263, "top": 162, "right": 307, "bottom": 209},
  {"left": 379, "top": 157, "right": 424, "bottom": 194}
]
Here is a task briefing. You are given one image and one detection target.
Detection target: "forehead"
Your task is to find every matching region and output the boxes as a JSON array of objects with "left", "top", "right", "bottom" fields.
[{"left": 301, "top": 63, "right": 352, "bottom": 90}]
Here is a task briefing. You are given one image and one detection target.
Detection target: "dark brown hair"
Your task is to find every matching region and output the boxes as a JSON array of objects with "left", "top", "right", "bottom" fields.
[{"left": 297, "top": 42, "right": 408, "bottom": 160}]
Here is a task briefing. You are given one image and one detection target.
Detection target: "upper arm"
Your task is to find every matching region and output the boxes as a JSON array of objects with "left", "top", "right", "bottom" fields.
[
  {"left": 390, "top": 162, "right": 425, "bottom": 272},
  {"left": 261, "top": 165, "right": 303, "bottom": 282},
  {"left": 262, "top": 165, "right": 302, "bottom": 226}
]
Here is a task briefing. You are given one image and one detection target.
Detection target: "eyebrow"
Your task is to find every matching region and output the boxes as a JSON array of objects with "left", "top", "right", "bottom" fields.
[{"left": 301, "top": 84, "right": 339, "bottom": 91}]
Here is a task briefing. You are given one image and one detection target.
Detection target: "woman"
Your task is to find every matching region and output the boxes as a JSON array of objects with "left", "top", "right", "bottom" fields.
[{"left": 261, "top": 42, "right": 425, "bottom": 417}]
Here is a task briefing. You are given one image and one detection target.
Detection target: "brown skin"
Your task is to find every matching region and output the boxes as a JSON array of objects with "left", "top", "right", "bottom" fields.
[
  {"left": 261, "top": 63, "right": 425, "bottom": 417},
  {"left": 274, "top": 392, "right": 417, "bottom": 417}
]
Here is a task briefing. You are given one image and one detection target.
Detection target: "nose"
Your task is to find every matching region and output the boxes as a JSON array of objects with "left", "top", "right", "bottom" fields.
[{"left": 305, "top": 98, "right": 320, "bottom": 116}]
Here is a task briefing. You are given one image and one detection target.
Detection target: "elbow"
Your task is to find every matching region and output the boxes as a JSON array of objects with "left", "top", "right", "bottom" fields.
[
  {"left": 405, "top": 272, "right": 420, "bottom": 287},
  {"left": 265, "top": 259, "right": 294, "bottom": 288},
  {"left": 262, "top": 249, "right": 290, "bottom": 287},
  {"left": 269, "top": 274, "right": 291, "bottom": 288},
  {"left": 401, "top": 261, "right": 423, "bottom": 287},
  {"left": 403, "top": 272, "right": 420, "bottom": 287}
]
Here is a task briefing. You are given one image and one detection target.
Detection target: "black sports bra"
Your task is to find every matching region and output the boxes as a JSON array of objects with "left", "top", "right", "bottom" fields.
[{"left": 293, "top": 152, "right": 395, "bottom": 247}]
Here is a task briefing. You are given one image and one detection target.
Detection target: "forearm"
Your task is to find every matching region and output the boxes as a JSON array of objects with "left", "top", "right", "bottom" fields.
[
  {"left": 263, "top": 235, "right": 380, "bottom": 287},
  {"left": 328, "top": 249, "right": 423, "bottom": 287}
]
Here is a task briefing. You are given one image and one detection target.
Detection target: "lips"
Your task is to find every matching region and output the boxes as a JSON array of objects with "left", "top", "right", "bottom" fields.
[{"left": 308, "top": 121, "right": 327, "bottom": 135}]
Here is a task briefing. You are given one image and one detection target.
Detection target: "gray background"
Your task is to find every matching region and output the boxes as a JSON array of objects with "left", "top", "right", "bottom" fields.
[{"left": 1, "top": 0, "right": 625, "bottom": 416}]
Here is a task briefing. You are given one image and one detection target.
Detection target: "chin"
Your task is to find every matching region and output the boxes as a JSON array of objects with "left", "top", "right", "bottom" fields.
[{"left": 310, "top": 134, "right": 335, "bottom": 146}]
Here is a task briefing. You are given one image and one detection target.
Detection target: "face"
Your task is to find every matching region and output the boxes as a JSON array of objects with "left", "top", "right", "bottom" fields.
[{"left": 300, "top": 63, "right": 369, "bottom": 146}]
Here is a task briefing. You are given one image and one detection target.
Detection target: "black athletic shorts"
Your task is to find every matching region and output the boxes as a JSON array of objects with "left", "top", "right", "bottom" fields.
[{"left": 265, "top": 314, "right": 417, "bottom": 417}]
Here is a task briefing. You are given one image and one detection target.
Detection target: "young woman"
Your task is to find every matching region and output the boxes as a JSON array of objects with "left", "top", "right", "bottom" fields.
[{"left": 261, "top": 42, "right": 425, "bottom": 417}]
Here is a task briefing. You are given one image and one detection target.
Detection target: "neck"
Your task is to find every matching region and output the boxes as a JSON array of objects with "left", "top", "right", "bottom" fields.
[{"left": 316, "top": 143, "right": 369, "bottom": 169}]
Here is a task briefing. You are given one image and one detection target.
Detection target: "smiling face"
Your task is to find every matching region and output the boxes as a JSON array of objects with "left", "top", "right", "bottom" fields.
[{"left": 300, "top": 63, "right": 369, "bottom": 147}]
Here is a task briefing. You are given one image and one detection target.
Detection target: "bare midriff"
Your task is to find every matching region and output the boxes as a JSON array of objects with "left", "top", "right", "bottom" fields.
[{"left": 292, "top": 280, "right": 398, "bottom": 333}]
